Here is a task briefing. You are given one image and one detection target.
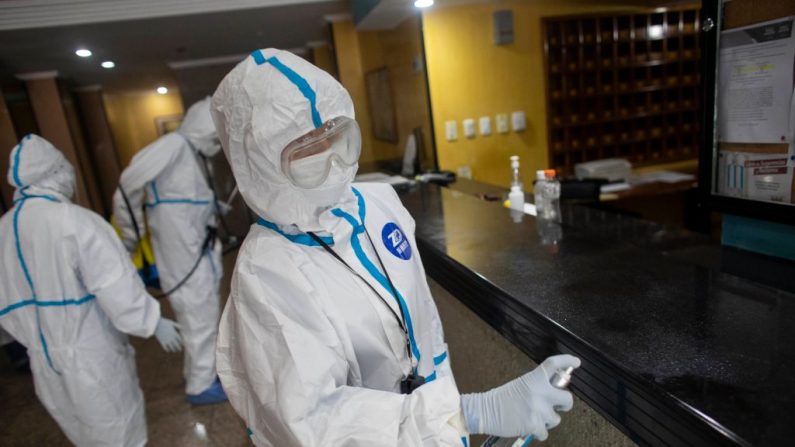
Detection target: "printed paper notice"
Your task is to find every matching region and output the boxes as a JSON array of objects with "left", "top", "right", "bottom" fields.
[
  {"left": 717, "top": 151, "right": 793, "bottom": 203},
  {"left": 718, "top": 17, "right": 795, "bottom": 143}
]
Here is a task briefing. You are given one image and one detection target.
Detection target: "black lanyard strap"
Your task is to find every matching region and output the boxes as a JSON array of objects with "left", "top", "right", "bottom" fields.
[{"left": 306, "top": 230, "right": 412, "bottom": 361}]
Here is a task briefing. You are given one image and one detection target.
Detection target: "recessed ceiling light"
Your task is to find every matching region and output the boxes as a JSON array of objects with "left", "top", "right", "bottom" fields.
[
  {"left": 101, "top": 61, "right": 115, "bottom": 69},
  {"left": 414, "top": 0, "right": 433, "bottom": 8},
  {"left": 75, "top": 48, "right": 92, "bottom": 57},
  {"left": 156, "top": 86, "right": 168, "bottom": 95}
]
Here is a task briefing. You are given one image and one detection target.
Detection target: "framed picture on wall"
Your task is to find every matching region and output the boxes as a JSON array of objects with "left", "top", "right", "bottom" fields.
[
  {"left": 365, "top": 67, "right": 398, "bottom": 143},
  {"left": 155, "top": 114, "right": 183, "bottom": 136}
]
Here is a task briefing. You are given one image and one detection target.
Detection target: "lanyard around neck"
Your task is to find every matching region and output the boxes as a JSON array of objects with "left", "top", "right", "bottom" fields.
[{"left": 306, "top": 229, "right": 413, "bottom": 363}]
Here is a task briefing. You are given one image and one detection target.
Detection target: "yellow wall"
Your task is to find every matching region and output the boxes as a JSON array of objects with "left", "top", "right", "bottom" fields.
[
  {"left": 103, "top": 91, "right": 184, "bottom": 166},
  {"left": 360, "top": 15, "right": 435, "bottom": 170},
  {"left": 332, "top": 16, "right": 433, "bottom": 169},
  {"left": 423, "top": 0, "right": 648, "bottom": 189}
]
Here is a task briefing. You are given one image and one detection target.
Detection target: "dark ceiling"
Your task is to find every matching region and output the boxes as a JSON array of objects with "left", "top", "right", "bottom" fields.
[{"left": 0, "top": 0, "right": 347, "bottom": 92}]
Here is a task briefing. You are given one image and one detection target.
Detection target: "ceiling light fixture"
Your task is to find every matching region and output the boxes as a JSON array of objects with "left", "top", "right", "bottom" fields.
[
  {"left": 101, "top": 61, "right": 115, "bottom": 69},
  {"left": 414, "top": 0, "right": 433, "bottom": 8},
  {"left": 156, "top": 86, "right": 168, "bottom": 95},
  {"left": 75, "top": 48, "right": 92, "bottom": 57}
]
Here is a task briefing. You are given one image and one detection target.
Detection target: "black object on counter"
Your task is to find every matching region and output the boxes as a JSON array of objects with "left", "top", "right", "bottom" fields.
[{"left": 400, "top": 183, "right": 795, "bottom": 447}]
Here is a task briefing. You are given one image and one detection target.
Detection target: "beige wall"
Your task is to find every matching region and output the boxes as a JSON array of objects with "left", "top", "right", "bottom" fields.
[
  {"left": 104, "top": 91, "right": 184, "bottom": 166},
  {"left": 75, "top": 89, "right": 122, "bottom": 215},
  {"left": 25, "top": 77, "right": 95, "bottom": 210}
]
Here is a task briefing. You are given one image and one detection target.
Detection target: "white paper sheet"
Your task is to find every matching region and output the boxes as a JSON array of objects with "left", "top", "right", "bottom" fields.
[
  {"left": 628, "top": 171, "right": 696, "bottom": 185},
  {"left": 718, "top": 17, "right": 795, "bottom": 143}
]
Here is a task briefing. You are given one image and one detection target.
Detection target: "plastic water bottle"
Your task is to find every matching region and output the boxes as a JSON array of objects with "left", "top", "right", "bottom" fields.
[
  {"left": 541, "top": 169, "right": 560, "bottom": 221},
  {"left": 533, "top": 170, "right": 546, "bottom": 216}
]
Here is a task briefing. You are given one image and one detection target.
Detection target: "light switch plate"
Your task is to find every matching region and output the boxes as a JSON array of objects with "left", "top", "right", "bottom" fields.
[
  {"left": 457, "top": 165, "right": 473, "bottom": 179},
  {"left": 479, "top": 116, "right": 491, "bottom": 136},
  {"left": 445, "top": 120, "right": 458, "bottom": 141},
  {"left": 463, "top": 118, "right": 476, "bottom": 138},
  {"left": 511, "top": 111, "right": 527, "bottom": 132},
  {"left": 496, "top": 114, "right": 509, "bottom": 134}
]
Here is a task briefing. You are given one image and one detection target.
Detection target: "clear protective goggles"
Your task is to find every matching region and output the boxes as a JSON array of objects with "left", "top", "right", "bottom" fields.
[{"left": 281, "top": 116, "right": 361, "bottom": 189}]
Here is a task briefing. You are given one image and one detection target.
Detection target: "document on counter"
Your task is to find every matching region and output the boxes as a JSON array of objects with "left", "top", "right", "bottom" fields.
[
  {"left": 717, "top": 151, "right": 793, "bottom": 203},
  {"left": 718, "top": 17, "right": 795, "bottom": 144},
  {"left": 628, "top": 171, "right": 696, "bottom": 185},
  {"left": 354, "top": 172, "right": 414, "bottom": 186}
]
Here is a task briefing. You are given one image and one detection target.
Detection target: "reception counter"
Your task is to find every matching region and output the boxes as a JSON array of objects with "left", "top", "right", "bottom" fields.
[{"left": 399, "top": 182, "right": 795, "bottom": 447}]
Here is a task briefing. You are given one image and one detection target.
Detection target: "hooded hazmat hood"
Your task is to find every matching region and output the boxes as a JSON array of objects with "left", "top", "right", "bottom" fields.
[
  {"left": 7, "top": 134, "right": 75, "bottom": 201},
  {"left": 179, "top": 96, "right": 220, "bottom": 157},
  {"left": 210, "top": 48, "right": 357, "bottom": 230}
]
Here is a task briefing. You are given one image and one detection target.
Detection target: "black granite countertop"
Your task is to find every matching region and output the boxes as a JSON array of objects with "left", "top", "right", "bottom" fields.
[{"left": 400, "top": 182, "right": 795, "bottom": 447}]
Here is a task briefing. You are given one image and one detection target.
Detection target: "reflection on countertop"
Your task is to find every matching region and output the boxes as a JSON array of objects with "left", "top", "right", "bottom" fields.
[{"left": 400, "top": 181, "right": 795, "bottom": 447}]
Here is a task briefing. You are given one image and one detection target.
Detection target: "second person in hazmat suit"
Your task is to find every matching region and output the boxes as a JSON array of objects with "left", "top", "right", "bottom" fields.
[
  {"left": 211, "top": 48, "right": 581, "bottom": 446},
  {"left": 113, "top": 98, "right": 227, "bottom": 405},
  {"left": 0, "top": 134, "right": 182, "bottom": 446}
]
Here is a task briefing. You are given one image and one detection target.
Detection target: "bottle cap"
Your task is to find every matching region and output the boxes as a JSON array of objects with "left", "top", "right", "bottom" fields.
[
  {"left": 544, "top": 169, "right": 556, "bottom": 179},
  {"left": 536, "top": 170, "right": 546, "bottom": 180}
]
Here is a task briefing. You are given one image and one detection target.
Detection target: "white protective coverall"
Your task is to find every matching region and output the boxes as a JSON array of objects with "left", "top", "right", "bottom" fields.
[
  {"left": 113, "top": 98, "right": 223, "bottom": 395},
  {"left": 0, "top": 134, "right": 161, "bottom": 446},
  {"left": 211, "top": 49, "right": 466, "bottom": 446}
]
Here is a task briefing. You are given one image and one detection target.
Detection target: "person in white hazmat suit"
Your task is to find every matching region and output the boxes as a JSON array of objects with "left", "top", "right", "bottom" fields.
[
  {"left": 0, "top": 134, "right": 182, "bottom": 447},
  {"left": 113, "top": 97, "right": 228, "bottom": 405},
  {"left": 210, "top": 48, "right": 582, "bottom": 446}
]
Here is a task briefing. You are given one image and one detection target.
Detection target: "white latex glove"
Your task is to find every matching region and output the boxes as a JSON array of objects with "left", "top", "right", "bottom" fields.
[
  {"left": 154, "top": 318, "right": 182, "bottom": 352},
  {"left": 461, "top": 354, "right": 581, "bottom": 441}
]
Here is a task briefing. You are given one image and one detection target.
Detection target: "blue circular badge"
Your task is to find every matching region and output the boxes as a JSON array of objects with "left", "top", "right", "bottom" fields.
[{"left": 382, "top": 222, "right": 412, "bottom": 260}]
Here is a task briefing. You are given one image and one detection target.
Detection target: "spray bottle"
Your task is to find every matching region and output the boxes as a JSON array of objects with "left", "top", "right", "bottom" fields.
[{"left": 480, "top": 366, "right": 576, "bottom": 447}]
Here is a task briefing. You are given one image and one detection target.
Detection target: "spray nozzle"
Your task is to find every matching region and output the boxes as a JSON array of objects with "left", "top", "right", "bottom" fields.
[{"left": 550, "top": 366, "right": 575, "bottom": 389}]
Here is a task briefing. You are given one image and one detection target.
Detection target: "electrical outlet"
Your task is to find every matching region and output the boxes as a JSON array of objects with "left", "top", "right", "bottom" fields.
[
  {"left": 479, "top": 116, "right": 491, "bottom": 136},
  {"left": 511, "top": 111, "right": 527, "bottom": 132},
  {"left": 463, "top": 118, "right": 476, "bottom": 138},
  {"left": 445, "top": 120, "right": 458, "bottom": 141},
  {"left": 496, "top": 114, "right": 509, "bottom": 134},
  {"left": 457, "top": 165, "right": 473, "bottom": 179}
]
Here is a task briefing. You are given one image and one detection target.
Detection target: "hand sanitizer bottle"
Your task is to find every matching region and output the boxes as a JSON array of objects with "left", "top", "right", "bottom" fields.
[{"left": 509, "top": 156, "right": 525, "bottom": 211}]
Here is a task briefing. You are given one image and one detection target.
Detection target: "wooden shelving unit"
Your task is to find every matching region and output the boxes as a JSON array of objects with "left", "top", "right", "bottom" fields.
[{"left": 542, "top": 6, "right": 702, "bottom": 174}]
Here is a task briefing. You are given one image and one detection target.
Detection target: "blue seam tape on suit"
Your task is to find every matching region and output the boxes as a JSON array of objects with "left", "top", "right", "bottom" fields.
[
  {"left": 11, "top": 134, "right": 32, "bottom": 187},
  {"left": 12, "top": 198, "right": 59, "bottom": 374},
  {"left": 251, "top": 50, "right": 323, "bottom": 128},
  {"left": 331, "top": 187, "right": 421, "bottom": 362},
  {"left": 0, "top": 294, "right": 97, "bottom": 316},
  {"left": 145, "top": 181, "right": 210, "bottom": 207},
  {"left": 256, "top": 217, "right": 334, "bottom": 246}
]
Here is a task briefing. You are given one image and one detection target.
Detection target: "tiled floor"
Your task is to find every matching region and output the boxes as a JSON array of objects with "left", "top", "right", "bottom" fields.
[{"left": 0, "top": 250, "right": 250, "bottom": 447}]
